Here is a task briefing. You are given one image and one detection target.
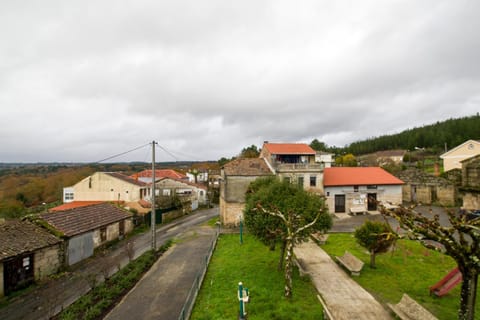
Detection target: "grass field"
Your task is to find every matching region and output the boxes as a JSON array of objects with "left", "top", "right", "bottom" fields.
[
  {"left": 321, "top": 233, "right": 478, "bottom": 320},
  {"left": 190, "top": 234, "right": 323, "bottom": 320}
]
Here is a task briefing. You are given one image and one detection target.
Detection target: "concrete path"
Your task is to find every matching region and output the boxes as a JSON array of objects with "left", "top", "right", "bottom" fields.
[
  {"left": 104, "top": 225, "right": 217, "bottom": 320},
  {"left": 294, "top": 240, "right": 393, "bottom": 320}
]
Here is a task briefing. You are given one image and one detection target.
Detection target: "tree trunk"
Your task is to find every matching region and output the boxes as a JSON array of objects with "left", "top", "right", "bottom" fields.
[
  {"left": 284, "top": 238, "right": 294, "bottom": 298},
  {"left": 458, "top": 268, "right": 478, "bottom": 320},
  {"left": 370, "top": 250, "right": 376, "bottom": 269},
  {"left": 278, "top": 240, "right": 286, "bottom": 271}
]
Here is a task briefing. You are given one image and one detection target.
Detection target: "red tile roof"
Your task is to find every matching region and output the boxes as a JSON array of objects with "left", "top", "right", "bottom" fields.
[
  {"left": 106, "top": 172, "right": 147, "bottom": 186},
  {"left": 131, "top": 169, "right": 187, "bottom": 180},
  {"left": 323, "top": 167, "right": 404, "bottom": 187},
  {"left": 0, "top": 220, "right": 62, "bottom": 261},
  {"left": 263, "top": 143, "right": 315, "bottom": 155},
  {"left": 41, "top": 203, "right": 132, "bottom": 237},
  {"left": 50, "top": 201, "right": 104, "bottom": 212}
]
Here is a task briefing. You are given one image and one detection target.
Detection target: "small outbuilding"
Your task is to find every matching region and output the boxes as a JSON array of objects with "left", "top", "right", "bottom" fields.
[
  {"left": 323, "top": 167, "right": 404, "bottom": 214},
  {"left": 41, "top": 203, "right": 133, "bottom": 265},
  {"left": 0, "top": 219, "right": 63, "bottom": 297}
]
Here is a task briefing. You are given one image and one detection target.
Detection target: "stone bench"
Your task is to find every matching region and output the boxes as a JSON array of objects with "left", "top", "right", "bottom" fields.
[
  {"left": 349, "top": 206, "right": 367, "bottom": 215},
  {"left": 335, "top": 251, "right": 364, "bottom": 276},
  {"left": 387, "top": 293, "right": 438, "bottom": 320}
]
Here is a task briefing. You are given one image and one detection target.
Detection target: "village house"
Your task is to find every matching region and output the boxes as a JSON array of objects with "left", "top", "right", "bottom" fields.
[
  {"left": 440, "top": 140, "right": 480, "bottom": 172},
  {"left": 220, "top": 158, "right": 274, "bottom": 225},
  {"left": 154, "top": 177, "right": 208, "bottom": 211},
  {"left": 40, "top": 203, "right": 133, "bottom": 265},
  {"left": 323, "top": 167, "right": 404, "bottom": 215},
  {"left": 396, "top": 168, "right": 456, "bottom": 206},
  {"left": 63, "top": 172, "right": 149, "bottom": 204},
  {"left": 315, "top": 151, "right": 334, "bottom": 168},
  {"left": 0, "top": 219, "right": 63, "bottom": 297},
  {"left": 460, "top": 154, "right": 480, "bottom": 210},
  {"left": 259, "top": 142, "right": 324, "bottom": 193}
]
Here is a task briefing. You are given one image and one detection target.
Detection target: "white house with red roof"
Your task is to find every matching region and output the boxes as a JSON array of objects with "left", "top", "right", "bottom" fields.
[
  {"left": 260, "top": 142, "right": 324, "bottom": 193},
  {"left": 154, "top": 177, "right": 208, "bottom": 210},
  {"left": 323, "top": 167, "right": 404, "bottom": 215}
]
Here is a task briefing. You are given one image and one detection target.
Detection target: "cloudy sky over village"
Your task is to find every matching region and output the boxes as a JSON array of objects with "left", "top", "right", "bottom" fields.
[{"left": 0, "top": 0, "right": 479, "bottom": 162}]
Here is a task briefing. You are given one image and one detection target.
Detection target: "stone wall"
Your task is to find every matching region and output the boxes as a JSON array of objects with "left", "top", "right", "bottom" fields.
[
  {"left": 34, "top": 244, "right": 62, "bottom": 281},
  {"left": 220, "top": 197, "right": 245, "bottom": 226},
  {"left": 397, "top": 169, "right": 455, "bottom": 205},
  {"left": 463, "top": 192, "right": 480, "bottom": 210}
]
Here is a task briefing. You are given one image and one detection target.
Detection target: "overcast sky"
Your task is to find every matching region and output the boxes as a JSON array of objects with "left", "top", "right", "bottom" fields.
[{"left": 1, "top": 1, "right": 479, "bottom": 163}]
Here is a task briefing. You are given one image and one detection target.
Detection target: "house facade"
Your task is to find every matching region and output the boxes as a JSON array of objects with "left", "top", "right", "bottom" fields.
[
  {"left": 220, "top": 158, "right": 274, "bottom": 225},
  {"left": 63, "top": 172, "right": 148, "bottom": 204},
  {"left": 0, "top": 219, "right": 63, "bottom": 297},
  {"left": 260, "top": 142, "right": 324, "bottom": 193},
  {"left": 315, "top": 151, "right": 334, "bottom": 168},
  {"left": 155, "top": 177, "right": 208, "bottom": 210},
  {"left": 41, "top": 203, "right": 133, "bottom": 265},
  {"left": 440, "top": 140, "right": 480, "bottom": 172},
  {"left": 323, "top": 167, "right": 403, "bottom": 214}
]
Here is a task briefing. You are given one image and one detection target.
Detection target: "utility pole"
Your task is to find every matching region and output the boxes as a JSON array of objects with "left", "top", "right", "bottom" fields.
[{"left": 151, "top": 140, "right": 157, "bottom": 251}]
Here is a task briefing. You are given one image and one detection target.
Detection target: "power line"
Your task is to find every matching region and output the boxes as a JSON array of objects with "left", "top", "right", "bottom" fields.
[
  {"left": 94, "top": 143, "right": 151, "bottom": 163},
  {"left": 156, "top": 144, "right": 178, "bottom": 161}
]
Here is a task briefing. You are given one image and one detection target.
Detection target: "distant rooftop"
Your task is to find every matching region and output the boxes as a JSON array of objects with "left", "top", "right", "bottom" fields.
[{"left": 263, "top": 143, "right": 316, "bottom": 155}]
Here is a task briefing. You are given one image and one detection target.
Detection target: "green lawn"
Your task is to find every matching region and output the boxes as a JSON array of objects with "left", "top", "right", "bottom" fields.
[
  {"left": 322, "top": 233, "right": 479, "bottom": 320},
  {"left": 191, "top": 234, "right": 323, "bottom": 320}
]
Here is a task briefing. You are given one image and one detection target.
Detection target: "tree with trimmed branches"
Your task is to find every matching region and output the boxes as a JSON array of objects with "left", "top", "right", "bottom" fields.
[
  {"left": 381, "top": 205, "right": 480, "bottom": 320},
  {"left": 244, "top": 177, "right": 332, "bottom": 298}
]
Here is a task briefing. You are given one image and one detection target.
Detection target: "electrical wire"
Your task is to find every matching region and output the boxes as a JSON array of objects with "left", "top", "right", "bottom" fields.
[{"left": 94, "top": 143, "right": 151, "bottom": 163}]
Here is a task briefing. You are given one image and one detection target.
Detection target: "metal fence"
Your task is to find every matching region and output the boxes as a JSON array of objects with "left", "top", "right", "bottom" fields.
[{"left": 178, "top": 230, "right": 219, "bottom": 320}]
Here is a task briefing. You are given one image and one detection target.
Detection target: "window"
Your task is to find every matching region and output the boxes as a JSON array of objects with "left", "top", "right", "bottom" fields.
[
  {"left": 354, "top": 185, "right": 359, "bottom": 192},
  {"left": 65, "top": 193, "right": 74, "bottom": 201},
  {"left": 200, "top": 190, "right": 204, "bottom": 196},
  {"left": 367, "top": 185, "right": 377, "bottom": 190},
  {"left": 298, "top": 176, "right": 304, "bottom": 187},
  {"left": 310, "top": 176, "right": 317, "bottom": 187},
  {"left": 284, "top": 177, "right": 291, "bottom": 184}
]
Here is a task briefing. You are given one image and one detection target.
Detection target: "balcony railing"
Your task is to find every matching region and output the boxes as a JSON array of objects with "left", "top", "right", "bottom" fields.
[{"left": 274, "top": 162, "right": 324, "bottom": 171}]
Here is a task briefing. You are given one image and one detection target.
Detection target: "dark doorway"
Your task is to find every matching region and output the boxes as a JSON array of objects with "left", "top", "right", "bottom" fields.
[
  {"left": 3, "top": 253, "right": 34, "bottom": 295},
  {"left": 335, "top": 195, "right": 346, "bottom": 213},
  {"left": 367, "top": 193, "right": 377, "bottom": 211}
]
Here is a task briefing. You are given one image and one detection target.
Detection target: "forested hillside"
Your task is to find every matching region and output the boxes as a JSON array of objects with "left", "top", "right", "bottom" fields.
[{"left": 345, "top": 114, "right": 480, "bottom": 155}]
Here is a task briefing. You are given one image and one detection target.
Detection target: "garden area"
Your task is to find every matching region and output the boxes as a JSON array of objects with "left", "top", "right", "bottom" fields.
[
  {"left": 190, "top": 234, "right": 323, "bottom": 320},
  {"left": 190, "top": 231, "right": 479, "bottom": 320}
]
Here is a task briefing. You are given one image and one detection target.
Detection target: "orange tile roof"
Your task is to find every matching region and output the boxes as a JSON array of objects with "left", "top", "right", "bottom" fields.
[
  {"left": 131, "top": 169, "right": 187, "bottom": 180},
  {"left": 50, "top": 201, "right": 104, "bottom": 212},
  {"left": 263, "top": 143, "right": 315, "bottom": 155},
  {"left": 323, "top": 167, "right": 404, "bottom": 187}
]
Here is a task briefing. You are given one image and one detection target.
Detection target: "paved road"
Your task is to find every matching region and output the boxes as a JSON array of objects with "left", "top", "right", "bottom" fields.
[
  {"left": 0, "top": 207, "right": 219, "bottom": 320},
  {"left": 104, "top": 225, "right": 217, "bottom": 320}
]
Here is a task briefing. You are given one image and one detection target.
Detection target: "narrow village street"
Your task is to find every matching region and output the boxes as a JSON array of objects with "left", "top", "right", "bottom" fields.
[{"left": 0, "top": 207, "right": 219, "bottom": 320}]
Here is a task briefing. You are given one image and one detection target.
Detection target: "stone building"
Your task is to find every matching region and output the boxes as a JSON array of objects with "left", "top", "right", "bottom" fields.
[
  {"left": 219, "top": 158, "right": 273, "bottom": 226},
  {"left": 396, "top": 168, "right": 456, "bottom": 206},
  {"left": 460, "top": 154, "right": 480, "bottom": 210},
  {"left": 41, "top": 203, "right": 133, "bottom": 265},
  {"left": 0, "top": 219, "right": 63, "bottom": 297}
]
